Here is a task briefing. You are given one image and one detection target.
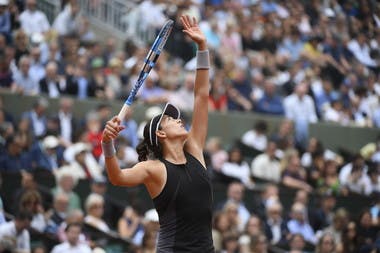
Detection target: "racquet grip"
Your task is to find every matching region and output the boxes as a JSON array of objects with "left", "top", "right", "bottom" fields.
[{"left": 118, "top": 104, "right": 130, "bottom": 121}]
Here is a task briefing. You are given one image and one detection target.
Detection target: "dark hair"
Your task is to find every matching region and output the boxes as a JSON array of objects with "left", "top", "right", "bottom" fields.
[
  {"left": 65, "top": 222, "right": 82, "bottom": 232},
  {"left": 15, "top": 209, "right": 33, "bottom": 221},
  {"left": 136, "top": 119, "right": 163, "bottom": 162}
]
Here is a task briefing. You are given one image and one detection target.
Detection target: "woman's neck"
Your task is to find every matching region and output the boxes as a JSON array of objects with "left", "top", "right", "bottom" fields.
[{"left": 162, "top": 141, "right": 186, "bottom": 164}]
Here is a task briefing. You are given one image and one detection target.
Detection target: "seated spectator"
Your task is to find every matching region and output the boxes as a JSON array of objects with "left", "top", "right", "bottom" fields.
[
  {"left": 212, "top": 211, "right": 230, "bottom": 252},
  {"left": 239, "top": 215, "right": 263, "bottom": 252},
  {"left": 315, "top": 232, "right": 336, "bottom": 253},
  {"left": 169, "top": 72, "right": 195, "bottom": 111},
  {"left": 137, "top": 71, "right": 169, "bottom": 105},
  {"left": 28, "top": 135, "right": 64, "bottom": 171},
  {"left": 57, "top": 209, "right": 85, "bottom": 243},
  {"left": 281, "top": 150, "right": 313, "bottom": 193},
  {"left": 85, "top": 111, "right": 103, "bottom": 160},
  {"left": 45, "top": 192, "right": 69, "bottom": 235},
  {"left": 322, "top": 208, "right": 349, "bottom": 246},
  {"left": 221, "top": 147, "right": 254, "bottom": 189},
  {"left": 248, "top": 233, "right": 269, "bottom": 253},
  {"left": 0, "top": 0, "right": 11, "bottom": 43},
  {"left": 270, "top": 119, "right": 295, "bottom": 153},
  {"left": 226, "top": 67, "right": 253, "bottom": 112},
  {"left": 208, "top": 71, "right": 228, "bottom": 112},
  {"left": 367, "top": 163, "right": 380, "bottom": 195},
  {"left": 12, "top": 55, "right": 39, "bottom": 95},
  {"left": 264, "top": 201, "right": 289, "bottom": 246},
  {"left": 52, "top": 171, "right": 81, "bottom": 211},
  {"left": 338, "top": 221, "right": 360, "bottom": 253},
  {"left": 316, "top": 159, "right": 341, "bottom": 196},
  {"left": 301, "top": 137, "right": 324, "bottom": 169},
  {"left": 84, "top": 193, "right": 110, "bottom": 233},
  {"left": 52, "top": 0, "right": 81, "bottom": 37},
  {"left": 0, "top": 134, "right": 31, "bottom": 173},
  {"left": 0, "top": 210, "right": 33, "bottom": 253},
  {"left": 287, "top": 202, "right": 316, "bottom": 244},
  {"left": 356, "top": 209, "right": 379, "bottom": 246},
  {"left": 39, "top": 61, "right": 65, "bottom": 98},
  {"left": 51, "top": 223, "right": 91, "bottom": 253},
  {"left": 61, "top": 142, "right": 103, "bottom": 181},
  {"left": 118, "top": 206, "right": 144, "bottom": 244},
  {"left": 220, "top": 231, "right": 240, "bottom": 253},
  {"left": 241, "top": 120, "right": 268, "bottom": 152},
  {"left": 205, "top": 136, "right": 228, "bottom": 172},
  {"left": 18, "top": 189, "right": 47, "bottom": 232},
  {"left": 251, "top": 140, "right": 281, "bottom": 183},
  {"left": 309, "top": 193, "right": 336, "bottom": 233},
  {"left": 21, "top": 97, "right": 49, "bottom": 139},
  {"left": 223, "top": 201, "right": 244, "bottom": 233},
  {"left": 119, "top": 106, "right": 139, "bottom": 149},
  {"left": 255, "top": 80, "right": 284, "bottom": 115},
  {"left": 287, "top": 233, "right": 307, "bottom": 253},
  {"left": 339, "top": 154, "right": 371, "bottom": 195}
]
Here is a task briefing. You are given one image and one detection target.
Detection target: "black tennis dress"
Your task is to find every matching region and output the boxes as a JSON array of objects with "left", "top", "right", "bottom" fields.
[{"left": 153, "top": 152, "right": 215, "bottom": 253}]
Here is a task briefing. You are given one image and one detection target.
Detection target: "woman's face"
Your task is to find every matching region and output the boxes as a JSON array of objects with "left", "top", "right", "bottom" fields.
[
  {"left": 89, "top": 201, "right": 104, "bottom": 218},
  {"left": 320, "top": 234, "right": 335, "bottom": 253},
  {"left": 158, "top": 116, "right": 188, "bottom": 143}
]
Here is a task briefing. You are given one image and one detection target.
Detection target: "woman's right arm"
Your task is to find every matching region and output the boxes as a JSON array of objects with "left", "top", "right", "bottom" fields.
[{"left": 102, "top": 116, "right": 150, "bottom": 187}]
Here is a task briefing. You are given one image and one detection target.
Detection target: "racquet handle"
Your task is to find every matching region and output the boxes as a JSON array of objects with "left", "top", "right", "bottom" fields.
[{"left": 118, "top": 103, "right": 130, "bottom": 121}]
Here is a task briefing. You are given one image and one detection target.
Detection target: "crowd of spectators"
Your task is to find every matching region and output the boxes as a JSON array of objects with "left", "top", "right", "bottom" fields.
[{"left": 0, "top": 0, "right": 380, "bottom": 252}]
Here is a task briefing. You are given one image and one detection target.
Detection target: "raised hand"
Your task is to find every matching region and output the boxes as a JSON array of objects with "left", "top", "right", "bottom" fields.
[
  {"left": 102, "top": 116, "right": 125, "bottom": 143},
  {"left": 180, "top": 15, "right": 207, "bottom": 49}
]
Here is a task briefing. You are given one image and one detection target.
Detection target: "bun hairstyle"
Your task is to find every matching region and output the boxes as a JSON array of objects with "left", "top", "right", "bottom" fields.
[{"left": 136, "top": 118, "right": 163, "bottom": 162}]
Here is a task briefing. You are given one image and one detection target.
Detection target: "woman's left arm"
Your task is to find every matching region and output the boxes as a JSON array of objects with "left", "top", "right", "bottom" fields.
[{"left": 180, "top": 15, "right": 209, "bottom": 165}]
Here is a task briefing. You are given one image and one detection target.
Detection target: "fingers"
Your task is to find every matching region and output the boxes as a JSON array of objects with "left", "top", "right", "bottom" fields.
[{"left": 103, "top": 116, "right": 124, "bottom": 140}]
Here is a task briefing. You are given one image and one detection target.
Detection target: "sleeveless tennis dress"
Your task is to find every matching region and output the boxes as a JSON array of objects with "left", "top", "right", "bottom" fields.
[{"left": 153, "top": 152, "right": 215, "bottom": 253}]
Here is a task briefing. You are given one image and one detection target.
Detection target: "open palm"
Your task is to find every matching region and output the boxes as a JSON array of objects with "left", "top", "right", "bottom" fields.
[{"left": 180, "top": 15, "right": 206, "bottom": 45}]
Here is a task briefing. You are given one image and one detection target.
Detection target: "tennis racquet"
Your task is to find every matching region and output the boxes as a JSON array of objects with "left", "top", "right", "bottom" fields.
[{"left": 118, "top": 19, "right": 174, "bottom": 120}]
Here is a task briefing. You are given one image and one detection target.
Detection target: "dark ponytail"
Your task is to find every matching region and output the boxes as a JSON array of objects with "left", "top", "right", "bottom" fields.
[{"left": 136, "top": 120, "right": 163, "bottom": 162}]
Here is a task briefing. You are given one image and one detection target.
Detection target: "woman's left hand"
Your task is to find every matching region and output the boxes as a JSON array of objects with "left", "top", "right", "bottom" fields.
[{"left": 180, "top": 15, "right": 206, "bottom": 48}]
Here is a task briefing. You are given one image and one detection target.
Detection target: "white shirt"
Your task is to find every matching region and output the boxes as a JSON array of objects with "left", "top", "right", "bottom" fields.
[
  {"left": 284, "top": 93, "right": 318, "bottom": 123},
  {"left": 51, "top": 241, "right": 91, "bottom": 253},
  {"left": 19, "top": 10, "right": 50, "bottom": 35},
  {"left": 347, "top": 39, "right": 377, "bottom": 67},
  {"left": 30, "top": 111, "right": 46, "bottom": 137},
  {"left": 0, "top": 221, "right": 30, "bottom": 252},
  {"left": 241, "top": 130, "right": 267, "bottom": 151},
  {"left": 59, "top": 111, "right": 73, "bottom": 143},
  {"left": 251, "top": 153, "right": 281, "bottom": 182},
  {"left": 221, "top": 161, "right": 253, "bottom": 189}
]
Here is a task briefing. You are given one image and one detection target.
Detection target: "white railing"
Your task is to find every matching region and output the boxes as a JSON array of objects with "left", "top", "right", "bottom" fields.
[
  {"left": 78, "top": 0, "right": 155, "bottom": 46},
  {"left": 37, "top": 0, "right": 61, "bottom": 24}
]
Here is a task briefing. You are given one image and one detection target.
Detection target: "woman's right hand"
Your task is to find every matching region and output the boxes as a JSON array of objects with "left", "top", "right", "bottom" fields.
[{"left": 102, "top": 116, "right": 125, "bottom": 143}]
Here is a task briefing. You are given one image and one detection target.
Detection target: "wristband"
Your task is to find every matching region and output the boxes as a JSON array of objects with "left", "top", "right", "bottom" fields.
[
  {"left": 101, "top": 141, "right": 116, "bottom": 158},
  {"left": 196, "top": 50, "right": 210, "bottom": 70}
]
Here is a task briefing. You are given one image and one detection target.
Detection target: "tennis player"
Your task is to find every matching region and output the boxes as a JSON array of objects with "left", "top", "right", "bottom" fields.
[{"left": 101, "top": 15, "right": 214, "bottom": 252}]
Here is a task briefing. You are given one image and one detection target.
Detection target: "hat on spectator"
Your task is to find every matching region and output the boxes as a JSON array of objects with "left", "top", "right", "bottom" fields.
[
  {"left": 148, "top": 103, "right": 180, "bottom": 147},
  {"left": 108, "top": 58, "right": 123, "bottom": 68},
  {"left": 144, "top": 209, "right": 159, "bottom": 222},
  {"left": 0, "top": 0, "right": 9, "bottom": 6},
  {"left": 42, "top": 135, "right": 59, "bottom": 149}
]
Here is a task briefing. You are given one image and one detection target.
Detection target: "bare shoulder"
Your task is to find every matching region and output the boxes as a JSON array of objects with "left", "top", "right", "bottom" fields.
[{"left": 137, "top": 159, "right": 166, "bottom": 175}]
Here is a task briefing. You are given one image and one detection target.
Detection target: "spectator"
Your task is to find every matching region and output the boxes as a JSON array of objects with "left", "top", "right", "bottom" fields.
[
  {"left": 0, "top": 134, "right": 31, "bottom": 173},
  {"left": 18, "top": 189, "right": 47, "bottom": 232},
  {"left": 239, "top": 215, "right": 263, "bottom": 252},
  {"left": 117, "top": 206, "right": 144, "bottom": 245},
  {"left": 137, "top": 71, "right": 169, "bottom": 105},
  {"left": 119, "top": 106, "right": 139, "bottom": 149},
  {"left": 281, "top": 150, "right": 313, "bottom": 193},
  {"left": 0, "top": 210, "right": 33, "bottom": 252},
  {"left": 251, "top": 140, "right": 281, "bottom": 183},
  {"left": 57, "top": 209, "right": 86, "bottom": 243},
  {"left": 61, "top": 142, "right": 103, "bottom": 181},
  {"left": 255, "top": 80, "right": 285, "bottom": 115},
  {"left": 263, "top": 201, "right": 289, "bottom": 246},
  {"left": 51, "top": 223, "right": 91, "bottom": 253},
  {"left": 84, "top": 193, "right": 110, "bottom": 233},
  {"left": 220, "top": 147, "right": 254, "bottom": 189},
  {"left": 339, "top": 154, "right": 371, "bottom": 195},
  {"left": 226, "top": 67, "right": 253, "bottom": 112},
  {"left": 284, "top": 81, "right": 318, "bottom": 149},
  {"left": 52, "top": 171, "right": 81, "bottom": 211},
  {"left": 309, "top": 193, "right": 336, "bottom": 233},
  {"left": 322, "top": 208, "right": 349, "bottom": 246},
  {"left": 338, "top": 221, "right": 360, "bottom": 253},
  {"left": 216, "top": 181, "right": 250, "bottom": 230},
  {"left": 21, "top": 97, "right": 49, "bottom": 139},
  {"left": 55, "top": 97, "right": 77, "bottom": 145},
  {"left": 19, "top": 0, "right": 50, "bottom": 36},
  {"left": 39, "top": 61, "right": 65, "bottom": 98},
  {"left": 45, "top": 192, "right": 69, "bottom": 235},
  {"left": 315, "top": 232, "right": 336, "bottom": 253},
  {"left": 169, "top": 72, "right": 195, "bottom": 111},
  {"left": 248, "top": 233, "right": 269, "bottom": 253},
  {"left": 212, "top": 211, "right": 230, "bottom": 252},
  {"left": 52, "top": 0, "right": 81, "bottom": 37},
  {"left": 0, "top": 0, "right": 11, "bottom": 43},
  {"left": 287, "top": 233, "right": 307, "bottom": 253},
  {"left": 205, "top": 136, "right": 228, "bottom": 173},
  {"left": 208, "top": 71, "right": 228, "bottom": 112},
  {"left": 29, "top": 46, "right": 45, "bottom": 83},
  {"left": 12, "top": 55, "right": 39, "bottom": 95},
  {"left": 241, "top": 120, "right": 268, "bottom": 152},
  {"left": 287, "top": 202, "right": 316, "bottom": 244}
]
